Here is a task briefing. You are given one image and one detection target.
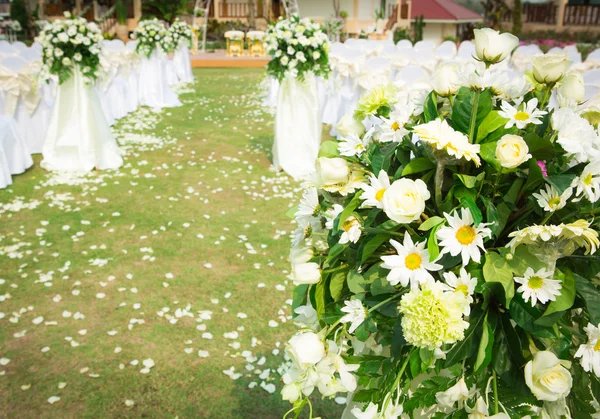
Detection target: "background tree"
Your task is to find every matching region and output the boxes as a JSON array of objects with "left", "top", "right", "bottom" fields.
[
  {"left": 512, "top": 0, "right": 522, "bottom": 36},
  {"left": 10, "top": 0, "right": 31, "bottom": 39},
  {"left": 141, "top": 0, "right": 190, "bottom": 24},
  {"left": 482, "top": 0, "right": 509, "bottom": 29},
  {"left": 332, "top": 0, "right": 340, "bottom": 18},
  {"left": 247, "top": 0, "right": 256, "bottom": 29}
]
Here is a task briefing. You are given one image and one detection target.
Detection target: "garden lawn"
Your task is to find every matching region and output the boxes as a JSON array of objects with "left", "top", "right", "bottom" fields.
[{"left": 0, "top": 68, "right": 342, "bottom": 419}]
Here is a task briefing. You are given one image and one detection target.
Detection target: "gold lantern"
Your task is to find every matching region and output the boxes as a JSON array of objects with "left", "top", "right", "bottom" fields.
[
  {"left": 246, "top": 31, "right": 266, "bottom": 57},
  {"left": 224, "top": 31, "right": 245, "bottom": 57}
]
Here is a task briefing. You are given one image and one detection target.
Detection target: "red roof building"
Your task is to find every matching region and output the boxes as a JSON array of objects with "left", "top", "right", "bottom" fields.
[{"left": 410, "top": 0, "right": 483, "bottom": 22}]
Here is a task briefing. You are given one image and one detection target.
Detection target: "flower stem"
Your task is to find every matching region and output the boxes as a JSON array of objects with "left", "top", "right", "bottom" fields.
[
  {"left": 492, "top": 369, "right": 499, "bottom": 415},
  {"left": 363, "top": 227, "right": 405, "bottom": 238},
  {"left": 468, "top": 89, "right": 481, "bottom": 143},
  {"left": 435, "top": 158, "right": 446, "bottom": 214},
  {"left": 368, "top": 293, "right": 403, "bottom": 314}
]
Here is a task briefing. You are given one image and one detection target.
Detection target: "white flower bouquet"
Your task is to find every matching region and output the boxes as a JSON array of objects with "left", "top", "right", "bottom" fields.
[
  {"left": 265, "top": 14, "right": 330, "bottom": 81},
  {"left": 36, "top": 12, "right": 104, "bottom": 84},
  {"left": 246, "top": 30, "right": 265, "bottom": 41},
  {"left": 169, "top": 19, "right": 193, "bottom": 50},
  {"left": 282, "top": 28, "right": 600, "bottom": 419},
  {"left": 132, "top": 18, "right": 169, "bottom": 58},
  {"left": 224, "top": 30, "right": 244, "bottom": 41}
]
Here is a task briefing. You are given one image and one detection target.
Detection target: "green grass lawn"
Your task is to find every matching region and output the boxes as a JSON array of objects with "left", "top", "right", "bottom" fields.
[{"left": 0, "top": 68, "right": 342, "bottom": 419}]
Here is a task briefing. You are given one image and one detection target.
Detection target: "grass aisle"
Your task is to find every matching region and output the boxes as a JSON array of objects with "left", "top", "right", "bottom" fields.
[{"left": 0, "top": 68, "right": 342, "bottom": 419}]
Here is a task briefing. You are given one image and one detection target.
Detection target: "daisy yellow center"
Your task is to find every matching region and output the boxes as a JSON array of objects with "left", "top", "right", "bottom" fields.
[
  {"left": 391, "top": 121, "right": 400, "bottom": 131},
  {"left": 548, "top": 197, "right": 561, "bottom": 208},
  {"left": 514, "top": 111, "right": 530, "bottom": 121},
  {"left": 455, "top": 284, "right": 469, "bottom": 296},
  {"left": 583, "top": 173, "right": 594, "bottom": 186},
  {"left": 375, "top": 188, "right": 386, "bottom": 202},
  {"left": 405, "top": 253, "right": 422, "bottom": 270},
  {"left": 355, "top": 144, "right": 365, "bottom": 151},
  {"left": 456, "top": 226, "right": 476, "bottom": 245},
  {"left": 528, "top": 276, "right": 544, "bottom": 290},
  {"left": 343, "top": 218, "right": 357, "bottom": 232},
  {"left": 594, "top": 340, "right": 600, "bottom": 351}
]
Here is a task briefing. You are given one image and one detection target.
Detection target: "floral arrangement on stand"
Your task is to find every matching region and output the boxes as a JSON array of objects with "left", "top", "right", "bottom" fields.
[
  {"left": 282, "top": 27, "right": 600, "bottom": 419},
  {"left": 36, "top": 12, "right": 104, "bottom": 84},
  {"left": 132, "top": 18, "right": 169, "bottom": 58},
  {"left": 169, "top": 19, "right": 194, "bottom": 50},
  {"left": 264, "top": 14, "right": 330, "bottom": 81},
  {"left": 224, "top": 30, "right": 244, "bottom": 57},
  {"left": 247, "top": 30, "right": 266, "bottom": 57}
]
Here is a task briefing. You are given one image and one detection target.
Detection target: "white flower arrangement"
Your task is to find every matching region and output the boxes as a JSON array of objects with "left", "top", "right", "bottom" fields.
[
  {"left": 35, "top": 13, "right": 104, "bottom": 84},
  {"left": 224, "top": 30, "right": 244, "bottom": 41},
  {"left": 168, "top": 19, "right": 193, "bottom": 50},
  {"left": 132, "top": 18, "right": 169, "bottom": 58},
  {"left": 246, "top": 30, "right": 265, "bottom": 41},
  {"left": 264, "top": 14, "right": 330, "bottom": 81},
  {"left": 282, "top": 27, "right": 600, "bottom": 419}
]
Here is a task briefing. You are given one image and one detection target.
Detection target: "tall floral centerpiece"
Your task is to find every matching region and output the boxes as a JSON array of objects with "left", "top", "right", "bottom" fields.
[
  {"left": 169, "top": 19, "right": 194, "bottom": 83},
  {"left": 132, "top": 18, "right": 181, "bottom": 108},
  {"left": 266, "top": 14, "right": 330, "bottom": 180},
  {"left": 282, "top": 28, "right": 600, "bottom": 419},
  {"left": 37, "top": 12, "right": 103, "bottom": 84}
]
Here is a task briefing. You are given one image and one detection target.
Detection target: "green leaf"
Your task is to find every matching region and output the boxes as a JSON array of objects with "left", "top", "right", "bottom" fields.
[
  {"left": 335, "top": 191, "right": 363, "bottom": 233},
  {"left": 372, "top": 143, "right": 397, "bottom": 175},
  {"left": 292, "top": 284, "right": 309, "bottom": 312},
  {"left": 452, "top": 87, "right": 493, "bottom": 137},
  {"left": 329, "top": 270, "right": 346, "bottom": 301},
  {"left": 354, "top": 316, "right": 376, "bottom": 342},
  {"left": 347, "top": 270, "right": 367, "bottom": 294},
  {"left": 359, "top": 234, "right": 389, "bottom": 264},
  {"left": 460, "top": 196, "right": 483, "bottom": 226},
  {"left": 445, "top": 306, "right": 485, "bottom": 367},
  {"left": 573, "top": 272, "right": 600, "bottom": 324},
  {"left": 285, "top": 204, "right": 298, "bottom": 219},
  {"left": 523, "top": 157, "right": 544, "bottom": 194},
  {"left": 427, "top": 224, "right": 441, "bottom": 261},
  {"left": 313, "top": 281, "right": 326, "bottom": 319},
  {"left": 509, "top": 296, "right": 556, "bottom": 338},
  {"left": 371, "top": 275, "right": 396, "bottom": 296},
  {"left": 391, "top": 319, "right": 406, "bottom": 357},
  {"left": 418, "top": 216, "right": 445, "bottom": 232},
  {"left": 476, "top": 110, "right": 508, "bottom": 143},
  {"left": 325, "top": 243, "right": 347, "bottom": 265},
  {"left": 542, "top": 268, "right": 576, "bottom": 318},
  {"left": 474, "top": 315, "right": 494, "bottom": 373},
  {"left": 401, "top": 157, "right": 435, "bottom": 176},
  {"left": 523, "top": 132, "right": 554, "bottom": 161},
  {"left": 319, "top": 140, "right": 340, "bottom": 158},
  {"left": 423, "top": 91, "right": 438, "bottom": 122},
  {"left": 483, "top": 251, "right": 515, "bottom": 306},
  {"left": 454, "top": 173, "right": 484, "bottom": 189},
  {"left": 480, "top": 141, "right": 502, "bottom": 171},
  {"left": 546, "top": 174, "right": 577, "bottom": 196}
]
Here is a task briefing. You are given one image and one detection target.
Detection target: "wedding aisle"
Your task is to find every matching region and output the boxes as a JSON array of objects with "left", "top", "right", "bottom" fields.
[{"left": 0, "top": 69, "right": 341, "bottom": 418}]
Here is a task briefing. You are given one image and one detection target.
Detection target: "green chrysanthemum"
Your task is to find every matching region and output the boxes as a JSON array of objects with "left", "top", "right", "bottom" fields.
[
  {"left": 399, "top": 282, "right": 470, "bottom": 350},
  {"left": 353, "top": 84, "right": 398, "bottom": 121}
]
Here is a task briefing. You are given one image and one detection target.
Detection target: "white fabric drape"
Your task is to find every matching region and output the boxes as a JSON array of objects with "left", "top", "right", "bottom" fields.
[
  {"left": 173, "top": 46, "right": 194, "bottom": 84},
  {"left": 41, "top": 68, "right": 123, "bottom": 172},
  {"left": 0, "top": 116, "right": 33, "bottom": 189},
  {"left": 138, "top": 49, "right": 181, "bottom": 108},
  {"left": 273, "top": 75, "right": 321, "bottom": 180}
]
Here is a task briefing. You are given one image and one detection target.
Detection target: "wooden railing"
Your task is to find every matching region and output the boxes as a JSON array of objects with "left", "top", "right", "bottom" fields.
[
  {"left": 99, "top": 4, "right": 117, "bottom": 35},
  {"left": 219, "top": 2, "right": 263, "bottom": 18},
  {"left": 563, "top": 4, "right": 600, "bottom": 25},
  {"left": 0, "top": 3, "right": 10, "bottom": 15},
  {"left": 501, "top": 3, "right": 557, "bottom": 24},
  {"left": 386, "top": 5, "right": 398, "bottom": 30}
]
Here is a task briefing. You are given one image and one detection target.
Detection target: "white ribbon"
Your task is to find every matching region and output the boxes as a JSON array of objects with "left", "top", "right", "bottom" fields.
[{"left": 0, "top": 64, "right": 41, "bottom": 116}]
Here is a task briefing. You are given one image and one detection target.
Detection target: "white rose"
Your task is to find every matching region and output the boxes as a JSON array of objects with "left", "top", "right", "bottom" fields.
[
  {"left": 290, "top": 247, "right": 314, "bottom": 265},
  {"left": 531, "top": 53, "right": 572, "bottom": 84},
  {"left": 473, "top": 28, "right": 519, "bottom": 64},
  {"left": 315, "top": 157, "right": 349, "bottom": 186},
  {"left": 290, "top": 262, "right": 321, "bottom": 285},
  {"left": 524, "top": 351, "right": 572, "bottom": 402},
  {"left": 431, "top": 63, "right": 460, "bottom": 96},
  {"left": 495, "top": 134, "right": 531, "bottom": 169},
  {"left": 312, "top": 50, "right": 321, "bottom": 60},
  {"left": 335, "top": 114, "right": 365, "bottom": 138},
  {"left": 61, "top": 57, "right": 71, "bottom": 66},
  {"left": 288, "top": 331, "right": 325, "bottom": 365},
  {"left": 382, "top": 178, "right": 430, "bottom": 224},
  {"left": 558, "top": 72, "right": 585, "bottom": 104}
]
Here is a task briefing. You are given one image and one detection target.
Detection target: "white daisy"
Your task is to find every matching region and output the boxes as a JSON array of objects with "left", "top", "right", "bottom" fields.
[
  {"left": 340, "top": 299, "right": 367, "bottom": 334},
  {"left": 498, "top": 98, "right": 547, "bottom": 129},
  {"left": 514, "top": 267, "right": 562, "bottom": 306},
  {"left": 338, "top": 134, "right": 366, "bottom": 157},
  {"left": 572, "top": 160, "right": 600, "bottom": 203},
  {"left": 380, "top": 233, "right": 442, "bottom": 288},
  {"left": 295, "top": 188, "right": 319, "bottom": 224},
  {"left": 532, "top": 183, "right": 572, "bottom": 212},
  {"left": 413, "top": 119, "right": 481, "bottom": 166},
  {"left": 360, "top": 171, "right": 391, "bottom": 209},
  {"left": 377, "top": 106, "right": 412, "bottom": 143},
  {"left": 574, "top": 322, "right": 600, "bottom": 377},
  {"left": 324, "top": 204, "right": 343, "bottom": 230},
  {"left": 339, "top": 216, "right": 361, "bottom": 244},
  {"left": 437, "top": 208, "right": 492, "bottom": 266},
  {"left": 443, "top": 268, "right": 477, "bottom": 315}
]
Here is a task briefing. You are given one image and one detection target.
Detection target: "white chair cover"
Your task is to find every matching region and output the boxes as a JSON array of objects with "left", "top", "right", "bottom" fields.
[
  {"left": 273, "top": 75, "right": 320, "bottom": 180},
  {"left": 138, "top": 49, "right": 181, "bottom": 108},
  {"left": 41, "top": 68, "right": 123, "bottom": 172},
  {"left": 0, "top": 115, "right": 33, "bottom": 188},
  {"left": 173, "top": 46, "right": 194, "bottom": 83}
]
